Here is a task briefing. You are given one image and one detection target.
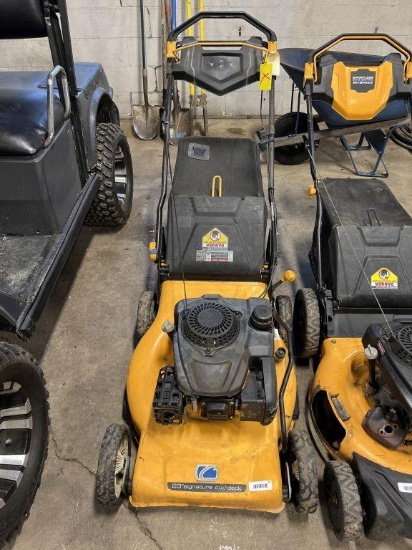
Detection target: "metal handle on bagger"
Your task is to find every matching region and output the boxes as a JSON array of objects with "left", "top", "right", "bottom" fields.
[
  {"left": 168, "top": 11, "right": 277, "bottom": 42},
  {"left": 304, "top": 33, "right": 412, "bottom": 84}
]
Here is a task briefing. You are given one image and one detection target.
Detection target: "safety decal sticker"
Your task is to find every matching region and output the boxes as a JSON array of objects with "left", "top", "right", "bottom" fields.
[
  {"left": 167, "top": 482, "right": 246, "bottom": 493},
  {"left": 249, "top": 480, "right": 273, "bottom": 492},
  {"left": 398, "top": 482, "right": 412, "bottom": 494},
  {"left": 371, "top": 268, "right": 398, "bottom": 290},
  {"left": 196, "top": 228, "right": 234, "bottom": 263}
]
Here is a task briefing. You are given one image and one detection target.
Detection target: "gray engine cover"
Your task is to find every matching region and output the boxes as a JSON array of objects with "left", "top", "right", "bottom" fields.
[{"left": 173, "top": 295, "right": 274, "bottom": 398}]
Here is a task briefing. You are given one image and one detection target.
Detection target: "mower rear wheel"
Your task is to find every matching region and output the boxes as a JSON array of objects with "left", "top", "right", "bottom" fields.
[
  {"left": 136, "top": 291, "right": 157, "bottom": 339},
  {"left": 85, "top": 123, "right": 133, "bottom": 227},
  {"left": 324, "top": 461, "right": 363, "bottom": 541},
  {"left": 288, "top": 429, "right": 319, "bottom": 513},
  {"left": 276, "top": 295, "right": 293, "bottom": 344},
  {"left": 0, "top": 343, "right": 49, "bottom": 543},
  {"left": 275, "top": 112, "right": 319, "bottom": 165},
  {"left": 293, "top": 288, "right": 320, "bottom": 359},
  {"left": 96, "top": 424, "right": 131, "bottom": 508}
]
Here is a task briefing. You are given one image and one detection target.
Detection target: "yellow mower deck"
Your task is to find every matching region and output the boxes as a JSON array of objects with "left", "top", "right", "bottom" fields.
[
  {"left": 127, "top": 281, "right": 297, "bottom": 513},
  {"left": 311, "top": 338, "right": 412, "bottom": 475}
]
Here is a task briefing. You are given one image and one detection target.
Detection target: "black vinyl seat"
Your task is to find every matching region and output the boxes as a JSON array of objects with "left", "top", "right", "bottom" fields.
[{"left": 0, "top": 71, "right": 65, "bottom": 156}]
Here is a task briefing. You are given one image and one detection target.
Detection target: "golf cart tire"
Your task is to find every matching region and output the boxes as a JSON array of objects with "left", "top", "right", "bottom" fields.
[
  {"left": 96, "top": 423, "right": 131, "bottom": 508},
  {"left": 324, "top": 461, "right": 363, "bottom": 541},
  {"left": 0, "top": 343, "right": 49, "bottom": 543},
  {"left": 274, "top": 112, "right": 319, "bottom": 165},
  {"left": 136, "top": 291, "right": 157, "bottom": 339},
  {"left": 276, "top": 295, "right": 293, "bottom": 344},
  {"left": 288, "top": 429, "right": 319, "bottom": 514},
  {"left": 85, "top": 123, "right": 133, "bottom": 227},
  {"left": 294, "top": 288, "right": 321, "bottom": 359}
]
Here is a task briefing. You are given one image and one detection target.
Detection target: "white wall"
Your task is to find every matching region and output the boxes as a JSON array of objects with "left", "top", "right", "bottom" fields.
[{"left": 0, "top": 0, "right": 411, "bottom": 117}]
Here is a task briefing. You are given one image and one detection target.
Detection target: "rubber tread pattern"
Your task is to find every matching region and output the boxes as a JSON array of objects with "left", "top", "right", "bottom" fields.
[
  {"left": 85, "top": 123, "right": 133, "bottom": 227},
  {"left": 324, "top": 461, "right": 363, "bottom": 541},
  {"left": 289, "top": 429, "right": 319, "bottom": 513}
]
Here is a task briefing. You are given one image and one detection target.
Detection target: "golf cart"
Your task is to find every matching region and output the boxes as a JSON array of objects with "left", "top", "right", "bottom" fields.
[{"left": 0, "top": 0, "right": 133, "bottom": 540}]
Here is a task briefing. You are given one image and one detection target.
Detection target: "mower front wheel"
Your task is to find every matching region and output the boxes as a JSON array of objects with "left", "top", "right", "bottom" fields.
[
  {"left": 276, "top": 295, "right": 293, "bottom": 344},
  {"left": 293, "top": 288, "right": 321, "bottom": 359},
  {"left": 324, "top": 461, "right": 363, "bottom": 541},
  {"left": 96, "top": 424, "right": 131, "bottom": 508},
  {"left": 288, "top": 429, "right": 319, "bottom": 514},
  {"left": 136, "top": 290, "right": 157, "bottom": 339},
  {"left": 85, "top": 123, "right": 134, "bottom": 227}
]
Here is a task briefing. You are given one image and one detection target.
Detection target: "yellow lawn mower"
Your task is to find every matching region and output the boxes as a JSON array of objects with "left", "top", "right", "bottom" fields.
[
  {"left": 96, "top": 11, "right": 318, "bottom": 517},
  {"left": 291, "top": 34, "right": 412, "bottom": 541}
]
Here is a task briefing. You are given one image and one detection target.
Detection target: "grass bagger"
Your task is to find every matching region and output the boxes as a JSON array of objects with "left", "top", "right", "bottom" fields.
[
  {"left": 258, "top": 36, "right": 412, "bottom": 177},
  {"left": 290, "top": 34, "right": 412, "bottom": 541},
  {"left": 96, "top": 11, "right": 319, "bottom": 517},
  {"left": 0, "top": 0, "right": 133, "bottom": 540}
]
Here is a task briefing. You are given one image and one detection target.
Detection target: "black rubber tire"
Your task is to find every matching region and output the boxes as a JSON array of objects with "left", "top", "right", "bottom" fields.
[
  {"left": 96, "top": 424, "right": 131, "bottom": 508},
  {"left": 293, "top": 288, "right": 321, "bottom": 359},
  {"left": 136, "top": 291, "right": 157, "bottom": 339},
  {"left": 324, "top": 461, "right": 363, "bottom": 541},
  {"left": 85, "top": 123, "right": 133, "bottom": 227},
  {"left": 275, "top": 112, "right": 320, "bottom": 165},
  {"left": 288, "top": 429, "right": 319, "bottom": 513},
  {"left": 276, "top": 295, "right": 293, "bottom": 344},
  {"left": 0, "top": 343, "right": 49, "bottom": 543}
]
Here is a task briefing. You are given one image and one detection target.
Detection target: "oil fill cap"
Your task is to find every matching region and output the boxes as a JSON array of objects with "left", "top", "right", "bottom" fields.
[{"left": 250, "top": 304, "right": 273, "bottom": 331}]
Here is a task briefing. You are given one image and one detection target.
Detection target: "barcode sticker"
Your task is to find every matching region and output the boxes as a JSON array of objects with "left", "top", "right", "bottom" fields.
[
  {"left": 398, "top": 483, "right": 412, "bottom": 494},
  {"left": 249, "top": 480, "right": 273, "bottom": 492}
]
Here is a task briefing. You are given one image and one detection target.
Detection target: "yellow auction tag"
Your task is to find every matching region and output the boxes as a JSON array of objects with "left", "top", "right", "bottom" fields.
[{"left": 260, "top": 62, "right": 272, "bottom": 91}]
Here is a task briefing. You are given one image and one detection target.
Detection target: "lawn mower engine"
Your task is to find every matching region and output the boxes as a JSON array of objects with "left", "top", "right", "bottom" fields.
[
  {"left": 153, "top": 295, "right": 278, "bottom": 426},
  {"left": 362, "top": 322, "right": 412, "bottom": 449}
]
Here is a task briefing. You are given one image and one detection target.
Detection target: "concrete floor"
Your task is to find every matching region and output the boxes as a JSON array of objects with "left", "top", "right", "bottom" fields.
[{"left": 3, "top": 119, "right": 412, "bottom": 550}]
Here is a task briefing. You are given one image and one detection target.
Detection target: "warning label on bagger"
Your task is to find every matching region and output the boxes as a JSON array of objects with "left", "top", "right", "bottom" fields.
[
  {"left": 371, "top": 268, "right": 398, "bottom": 290},
  {"left": 168, "top": 482, "right": 246, "bottom": 493},
  {"left": 196, "top": 228, "right": 234, "bottom": 263}
]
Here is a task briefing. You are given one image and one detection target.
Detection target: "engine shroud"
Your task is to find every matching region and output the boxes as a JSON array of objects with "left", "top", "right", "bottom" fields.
[
  {"left": 173, "top": 295, "right": 274, "bottom": 397},
  {"left": 362, "top": 322, "right": 412, "bottom": 449}
]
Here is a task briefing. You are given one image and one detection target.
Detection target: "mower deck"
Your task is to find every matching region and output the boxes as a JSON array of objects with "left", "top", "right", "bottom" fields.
[{"left": 127, "top": 281, "right": 297, "bottom": 513}]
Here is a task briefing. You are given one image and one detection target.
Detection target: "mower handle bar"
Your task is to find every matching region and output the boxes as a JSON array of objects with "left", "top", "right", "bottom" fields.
[
  {"left": 168, "top": 11, "right": 277, "bottom": 42},
  {"left": 305, "top": 33, "right": 412, "bottom": 83}
]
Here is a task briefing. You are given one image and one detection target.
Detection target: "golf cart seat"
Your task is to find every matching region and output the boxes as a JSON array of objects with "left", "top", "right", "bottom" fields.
[
  {"left": 0, "top": 72, "right": 66, "bottom": 156},
  {"left": 166, "top": 137, "right": 268, "bottom": 281}
]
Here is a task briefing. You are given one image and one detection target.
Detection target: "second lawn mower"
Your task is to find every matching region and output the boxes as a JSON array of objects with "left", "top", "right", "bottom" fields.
[
  {"left": 292, "top": 34, "right": 412, "bottom": 542},
  {"left": 96, "top": 11, "right": 319, "bottom": 516}
]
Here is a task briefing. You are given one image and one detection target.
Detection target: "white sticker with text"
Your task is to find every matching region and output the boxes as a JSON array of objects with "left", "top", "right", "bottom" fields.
[
  {"left": 249, "top": 480, "right": 273, "bottom": 492},
  {"left": 398, "top": 483, "right": 412, "bottom": 494}
]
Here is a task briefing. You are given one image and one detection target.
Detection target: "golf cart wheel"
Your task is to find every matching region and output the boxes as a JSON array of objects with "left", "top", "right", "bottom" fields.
[
  {"left": 85, "top": 123, "right": 133, "bottom": 227},
  {"left": 324, "top": 461, "right": 363, "bottom": 541},
  {"left": 96, "top": 424, "right": 131, "bottom": 508},
  {"left": 0, "top": 343, "right": 49, "bottom": 542},
  {"left": 276, "top": 295, "right": 293, "bottom": 344},
  {"left": 293, "top": 288, "right": 321, "bottom": 359},
  {"left": 275, "top": 112, "right": 319, "bottom": 165},
  {"left": 288, "top": 429, "right": 319, "bottom": 514},
  {"left": 136, "top": 291, "right": 157, "bottom": 339}
]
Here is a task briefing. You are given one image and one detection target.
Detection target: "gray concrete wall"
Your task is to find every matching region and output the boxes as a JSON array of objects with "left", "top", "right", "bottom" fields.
[{"left": 0, "top": 0, "right": 411, "bottom": 117}]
